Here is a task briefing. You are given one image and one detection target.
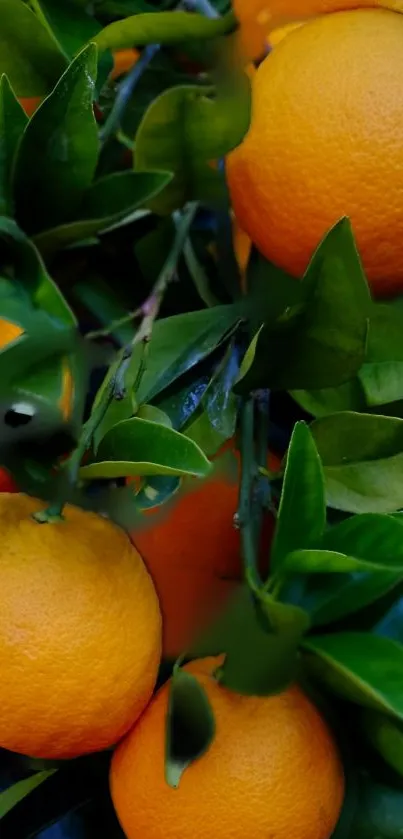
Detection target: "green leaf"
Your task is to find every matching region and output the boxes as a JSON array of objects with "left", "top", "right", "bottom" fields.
[
  {"left": 312, "top": 412, "right": 403, "bottom": 465},
  {"left": 13, "top": 44, "right": 99, "bottom": 235},
  {"left": 358, "top": 302, "right": 403, "bottom": 407},
  {"left": 165, "top": 668, "right": 215, "bottom": 789},
  {"left": 93, "top": 10, "right": 234, "bottom": 52},
  {"left": 136, "top": 404, "right": 172, "bottom": 427},
  {"left": 294, "top": 514, "right": 403, "bottom": 626},
  {"left": 80, "top": 417, "right": 212, "bottom": 479},
  {"left": 135, "top": 78, "right": 250, "bottom": 213},
  {"left": 133, "top": 304, "right": 241, "bottom": 405},
  {"left": 192, "top": 585, "right": 309, "bottom": 697},
  {"left": 0, "top": 217, "right": 75, "bottom": 325},
  {"left": 304, "top": 632, "right": 403, "bottom": 721},
  {"left": 291, "top": 380, "right": 366, "bottom": 419},
  {"left": 362, "top": 709, "right": 403, "bottom": 778},
  {"left": 0, "top": 76, "right": 27, "bottom": 216},
  {"left": 33, "top": 170, "right": 173, "bottom": 256},
  {"left": 325, "top": 453, "right": 403, "bottom": 514},
  {"left": 350, "top": 778, "right": 403, "bottom": 839},
  {"left": 0, "top": 770, "right": 56, "bottom": 819},
  {"left": 185, "top": 343, "right": 239, "bottom": 456},
  {"left": 271, "top": 422, "right": 326, "bottom": 573},
  {"left": 283, "top": 548, "right": 403, "bottom": 576},
  {"left": 236, "top": 218, "right": 370, "bottom": 392},
  {"left": 0, "top": 0, "right": 66, "bottom": 96}
]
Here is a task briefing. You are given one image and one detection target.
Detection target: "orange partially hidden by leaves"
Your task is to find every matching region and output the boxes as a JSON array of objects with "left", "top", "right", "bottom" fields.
[
  {"left": 0, "top": 469, "right": 17, "bottom": 493},
  {"left": 131, "top": 443, "right": 281, "bottom": 658},
  {"left": 0, "top": 493, "right": 161, "bottom": 759},
  {"left": 111, "top": 48, "right": 140, "bottom": 80},
  {"left": 227, "top": 8, "right": 403, "bottom": 297},
  {"left": 110, "top": 656, "right": 345, "bottom": 839},
  {"left": 19, "top": 97, "right": 42, "bottom": 117}
]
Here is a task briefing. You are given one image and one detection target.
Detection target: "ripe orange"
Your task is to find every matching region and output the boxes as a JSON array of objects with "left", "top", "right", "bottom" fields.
[
  {"left": 0, "top": 493, "right": 161, "bottom": 759},
  {"left": 227, "top": 8, "right": 403, "bottom": 297},
  {"left": 131, "top": 443, "right": 281, "bottom": 659},
  {"left": 110, "top": 655, "right": 345, "bottom": 839},
  {"left": 110, "top": 49, "right": 140, "bottom": 80},
  {"left": 233, "top": 0, "right": 403, "bottom": 59},
  {"left": 0, "top": 468, "right": 17, "bottom": 493}
]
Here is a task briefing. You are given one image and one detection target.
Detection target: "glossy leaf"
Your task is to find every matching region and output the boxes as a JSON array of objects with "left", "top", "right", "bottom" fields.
[
  {"left": 165, "top": 668, "right": 215, "bottom": 789},
  {"left": 13, "top": 45, "right": 99, "bottom": 235},
  {"left": 294, "top": 514, "right": 403, "bottom": 625},
  {"left": 94, "top": 10, "right": 234, "bottom": 52},
  {"left": 0, "top": 770, "right": 56, "bottom": 819},
  {"left": 291, "top": 380, "right": 366, "bottom": 418},
  {"left": 135, "top": 79, "right": 250, "bottom": 213},
  {"left": 0, "top": 0, "right": 66, "bottom": 96},
  {"left": 185, "top": 343, "right": 239, "bottom": 456},
  {"left": 325, "top": 452, "right": 403, "bottom": 513},
  {"left": 80, "top": 417, "right": 212, "bottom": 479},
  {"left": 192, "top": 585, "right": 309, "bottom": 697},
  {"left": 304, "top": 632, "right": 403, "bottom": 720},
  {"left": 0, "top": 217, "right": 75, "bottom": 325},
  {"left": 31, "top": 0, "right": 101, "bottom": 58},
  {"left": 236, "top": 218, "right": 370, "bottom": 391},
  {"left": 358, "top": 302, "right": 403, "bottom": 406},
  {"left": 0, "top": 76, "right": 27, "bottom": 216},
  {"left": 283, "top": 548, "right": 403, "bottom": 575},
  {"left": 134, "top": 304, "right": 241, "bottom": 405},
  {"left": 271, "top": 422, "right": 326, "bottom": 572},
  {"left": 33, "top": 171, "right": 173, "bottom": 256}
]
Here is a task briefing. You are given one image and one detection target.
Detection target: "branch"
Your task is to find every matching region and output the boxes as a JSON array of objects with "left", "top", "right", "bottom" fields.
[{"left": 100, "top": 43, "right": 161, "bottom": 146}]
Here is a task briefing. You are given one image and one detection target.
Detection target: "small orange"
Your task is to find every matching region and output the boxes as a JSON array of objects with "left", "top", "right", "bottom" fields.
[
  {"left": 110, "top": 49, "right": 140, "bottom": 80},
  {"left": 19, "top": 97, "right": 43, "bottom": 118},
  {"left": 0, "top": 493, "right": 161, "bottom": 759},
  {"left": 110, "top": 655, "right": 345, "bottom": 839},
  {"left": 227, "top": 8, "right": 403, "bottom": 297},
  {"left": 131, "top": 443, "right": 281, "bottom": 658}
]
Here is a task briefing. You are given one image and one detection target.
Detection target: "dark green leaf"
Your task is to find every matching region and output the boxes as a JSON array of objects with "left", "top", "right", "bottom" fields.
[
  {"left": 93, "top": 10, "right": 234, "bottom": 52},
  {"left": 135, "top": 78, "right": 250, "bottom": 213},
  {"left": 236, "top": 218, "right": 370, "bottom": 391},
  {"left": 0, "top": 0, "right": 66, "bottom": 96},
  {"left": 351, "top": 778, "right": 403, "bottom": 839},
  {"left": 133, "top": 304, "right": 241, "bottom": 405},
  {"left": 192, "top": 585, "right": 309, "bottom": 697},
  {"left": 165, "top": 668, "right": 215, "bottom": 789},
  {"left": 324, "top": 453, "right": 403, "bottom": 514},
  {"left": 31, "top": 0, "right": 101, "bottom": 58},
  {"left": 73, "top": 274, "right": 135, "bottom": 345},
  {"left": 271, "top": 421, "right": 326, "bottom": 572},
  {"left": 283, "top": 548, "right": 403, "bottom": 575},
  {"left": 358, "top": 302, "right": 403, "bottom": 407},
  {"left": 80, "top": 417, "right": 212, "bottom": 479},
  {"left": 0, "top": 76, "right": 27, "bottom": 216},
  {"left": 0, "top": 770, "right": 56, "bottom": 819},
  {"left": 362, "top": 709, "right": 403, "bottom": 778},
  {"left": 304, "top": 632, "right": 403, "bottom": 721},
  {"left": 291, "top": 380, "right": 366, "bottom": 419},
  {"left": 311, "top": 412, "right": 403, "bottom": 466},
  {"left": 14, "top": 44, "right": 99, "bottom": 235},
  {"left": 33, "top": 170, "right": 173, "bottom": 256},
  {"left": 0, "top": 217, "right": 75, "bottom": 325},
  {"left": 185, "top": 343, "right": 239, "bottom": 455}
]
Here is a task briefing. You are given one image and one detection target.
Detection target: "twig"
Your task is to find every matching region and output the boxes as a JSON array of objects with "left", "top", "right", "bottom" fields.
[
  {"left": 100, "top": 43, "right": 161, "bottom": 145},
  {"left": 237, "top": 396, "right": 262, "bottom": 592},
  {"left": 112, "top": 201, "right": 198, "bottom": 399},
  {"left": 184, "top": 0, "right": 219, "bottom": 18}
]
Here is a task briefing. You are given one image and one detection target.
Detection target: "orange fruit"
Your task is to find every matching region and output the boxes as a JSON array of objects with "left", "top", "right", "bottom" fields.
[
  {"left": 19, "top": 97, "right": 43, "bottom": 118},
  {"left": 233, "top": 0, "right": 403, "bottom": 59},
  {"left": 0, "top": 493, "right": 161, "bottom": 759},
  {"left": 110, "top": 655, "right": 345, "bottom": 839},
  {"left": 0, "top": 468, "right": 17, "bottom": 493},
  {"left": 131, "top": 443, "right": 281, "bottom": 658},
  {"left": 111, "top": 49, "right": 140, "bottom": 80},
  {"left": 227, "top": 8, "right": 403, "bottom": 298}
]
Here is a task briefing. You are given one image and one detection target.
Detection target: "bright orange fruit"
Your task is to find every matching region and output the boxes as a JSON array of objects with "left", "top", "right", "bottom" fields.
[
  {"left": 227, "top": 8, "right": 403, "bottom": 297},
  {"left": 0, "top": 493, "right": 161, "bottom": 759},
  {"left": 110, "top": 655, "right": 345, "bottom": 839}
]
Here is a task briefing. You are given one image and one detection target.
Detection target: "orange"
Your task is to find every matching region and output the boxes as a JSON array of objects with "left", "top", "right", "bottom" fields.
[
  {"left": 19, "top": 97, "right": 42, "bottom": 118},
  {"left": 131, "top": 443, "right": 281, "bottom": 658},
  {"left": 111, "top": 49, "right": 140, "bottom": 80},
  {"left": 110, "top": 655, "right": 345, "bottom": 839},
  {"left": 227, "top": 8, "right": 403, "bottom": 298},
  {"left": 0, "top": 468, "right": 17, "bottom": 493},
  {"left": 233, "top": 0, "right": 403, "bottom": 59},
  {"left": 0, "top": 493, "right": 161, "bottom": 759}
]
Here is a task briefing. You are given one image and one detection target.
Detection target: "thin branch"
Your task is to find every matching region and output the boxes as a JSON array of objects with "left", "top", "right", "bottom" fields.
[
  {"left": 237, "top": 396, "right": 262, "bottom": 592},
  {"left": 184, "top": 0, "right": 219, "bottom": 18},
  {"left": 100, "top": 43, "right": 160, "bottom": 146}
]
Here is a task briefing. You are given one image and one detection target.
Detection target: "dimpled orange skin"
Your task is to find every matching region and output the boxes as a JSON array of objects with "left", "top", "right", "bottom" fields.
[
  {"left": 110, "top": 656, "right": 345, "bottom": 839},
  {"left": 227, "top": 9, "right": 403, "bottom": 298},
  {"left": 0, "top": 493, "right": 161, "bottom": 759}
]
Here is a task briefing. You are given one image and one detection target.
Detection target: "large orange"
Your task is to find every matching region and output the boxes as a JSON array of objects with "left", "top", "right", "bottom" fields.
[
  {"left": 131, "top": 443, "right": 281, "bottom": 658},
  {"left": 0, "top": 493, "right": 161, "bottom": 759},
  {"left": 110, "top": 655, "right": 345, "bottom": 839},
  {"left": 227, "top": 8, "right": 403, "bottom": 297}
]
